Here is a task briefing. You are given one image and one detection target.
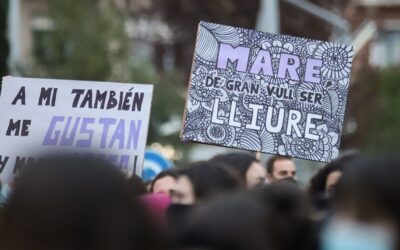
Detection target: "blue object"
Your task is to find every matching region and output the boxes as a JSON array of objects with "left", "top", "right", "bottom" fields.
[{"left": 142, "top": 150, "right": 172, "bottom": 181}]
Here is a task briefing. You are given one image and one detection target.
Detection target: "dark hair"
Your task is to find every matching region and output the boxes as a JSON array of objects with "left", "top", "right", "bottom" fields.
[
  {"left": 0, "top": 155, "right": 169, "bottom": 250},
  {"left": 180, "top": 161, "right": 240, "bottom": 202},
  {"left": 254, "top": 182, "right": 315, "bottom": 250},
  {"left": 308, "top": 152, "right": 360, "bottom": 197},
  {"left": 211, "top": 153, "right": 258, "bottom": 183},
  {"left": 180, "top": 182, "right": 314, "bottom": 250},
  {"left": 127, "top": 174, "right": 148, "bottom": 196},
  {"left": 179, "top": 191, "right": 271, "bottom": 250},
  {"left": 150, "top": 169, "right": 179, "bottom": 193},
  {"left": 336, "top": 155, "right": 400, "bottom": 227},
  {"left": 266, "top": 156, "right": 293, "bottom": 174}
]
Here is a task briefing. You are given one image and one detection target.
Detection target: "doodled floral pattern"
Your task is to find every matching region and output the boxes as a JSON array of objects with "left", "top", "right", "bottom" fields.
[
  {"left": 314, "top": 43, "right": 353, "bottom": 80},
  {"left": 278, "top": 125, "right": 339, "bottom": 161},
  {"left": 181, "top": 21, "right": 353, "bottom": 163}
]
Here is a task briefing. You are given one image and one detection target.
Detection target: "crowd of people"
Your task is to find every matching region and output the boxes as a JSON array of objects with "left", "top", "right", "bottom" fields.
[{"left": 0, "top": 151, "right": 399, "bottom": 250}]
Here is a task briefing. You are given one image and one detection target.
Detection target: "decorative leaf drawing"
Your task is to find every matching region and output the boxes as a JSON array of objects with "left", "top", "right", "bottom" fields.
[{"left": 196, "top": 23, "right": 241, "bottom": 63}]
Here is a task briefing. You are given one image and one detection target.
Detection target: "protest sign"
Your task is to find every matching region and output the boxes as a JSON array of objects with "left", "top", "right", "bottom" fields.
[
  {"left": 181, "top": 21, "right": 353, "bottom": 163},
  {"left": 0, "top": 76, "right": 153, "bottom": 184}
]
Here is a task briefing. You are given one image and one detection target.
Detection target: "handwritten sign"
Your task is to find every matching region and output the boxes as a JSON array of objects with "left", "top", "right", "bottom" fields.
[
  {"left": 181, "top": 21, "right": 353, "bottom": 163},
  {"left": 0, "top": 76, "right": 153, "bottom": 184}
]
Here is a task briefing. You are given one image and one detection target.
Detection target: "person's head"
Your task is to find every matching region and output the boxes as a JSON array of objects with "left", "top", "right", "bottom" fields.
[
  {"left": 266, "top": 156, "right": 296, "bottom": 182},
  {"left": 211, "top": 153, "right": 266, "bottom": 188},
  {"left": 309, "top": 152, "right": 360, "bottom": 198},
  {"left": 254, "top": 182, "right": 314, "bottom": 250},
  {"left": 127, "top": 174, "right": 147, "bottom": 196},
  {"left": 0, "top": 155, "right": 169, "bottom": 250},
  {"left": 139, "top": 193, "right": 171, "bottom": 227},
  {"left": 323, "top": 155, "right": 400, "bottom": 250},
  {"left": 150, "top": 170, "right": 178, "bottom": 196},
  {"left": 179, "top": 191, "right": 271, "bottom": 250},
  {"left": 170, "top": 161, "right": 240, "bottom": 205}
]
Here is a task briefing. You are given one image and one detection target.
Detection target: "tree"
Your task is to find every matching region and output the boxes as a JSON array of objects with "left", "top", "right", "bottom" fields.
[
  {"left": 25, "top": 0, "right": 126, "bottom": 81},
  {"left": 365, "top": 67, "right": 400, "bottom": 152},
  {"left": 340, "top": 68, "right": 380, "bottom": 149},
  {"left": 126, "top": 0, "right": 260, "bottom": 74},
  {"left": 21, "top": 0, "right": 188, "bottom": 161}
]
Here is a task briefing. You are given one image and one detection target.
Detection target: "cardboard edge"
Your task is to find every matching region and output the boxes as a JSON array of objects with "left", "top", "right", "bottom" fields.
[{"left": 179, "top": 21, "right": 204, "bottom": 141}]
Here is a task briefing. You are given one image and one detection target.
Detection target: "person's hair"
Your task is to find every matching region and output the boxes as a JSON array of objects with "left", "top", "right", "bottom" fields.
[
  {"left": 150, "top": 169, "right": 179, "bottom": 193},
  {"left": 335, "top": 155, "right": 400, "bottom": 229},
  {"left": 253, "top": 182, "right": 315, "bottom": 250},
  {"left": 180, "top": 161, "right": 240, "bottom": 202},
  {"left": 308, "top": 153, "right": 359, "bottom": 198},
  {"left": 127, "top": 174, "right": 148, "bottom": 196},
  {"left": 143, "top": 180, "right": 152, "bottom": 191},
  {"left": 211, "top": 153, "right": 259, "bottom": 184},
  {"left": 0, "top": 155, "right": 169, "bottom": 250},
  {"left": 266, "top": 155, "right": 293, "bottom": 174},
  {"left": 178, "top": 191, "right": 271, "bottom": 250},
  {"left": 180, "top": 182, "right": 314, "bottom": 250}
]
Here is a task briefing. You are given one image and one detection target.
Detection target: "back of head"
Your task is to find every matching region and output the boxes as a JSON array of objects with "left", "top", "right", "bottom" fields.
[
  {"left": 324, "top": 155, "right": 400, "bottom": 250},
  {"left": 182, "top": 161, "right": 240, "bottom": 202},
  {"left": 211, "top": 153, "right": 258, "bottom": 182},
  {"left": 180, "top": 182, "right": 313, "bottom": 250},
  {"left": 127, "top": 174, "right": 147, "bottom": 196},
  {"left": 254, "top": 182, "right": 315, "bottom": 250},
  {"left": 0, "top": 155, "right": 168, "bottom": 250},
  {"left": 180, "top": 191, "right": 270, "bottom": 250},
  {"left": 335, "top": 155, "right": 400, "bottom": 226}
]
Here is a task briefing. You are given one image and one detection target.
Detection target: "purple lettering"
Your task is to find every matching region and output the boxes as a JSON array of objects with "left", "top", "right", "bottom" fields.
[
  {"left": 249, "top": 50, "right": 274, "bottom": 76},
  {"left": 108, "top": 119, "right": 125, "bottom": 149},
  {"left": 305, "top": 58, "right": 322, "bottom": 83},
  {"left": 59, "top": 117, "right": 80, "bottom": 146},
  {"left": 99, "top": 118, "right": 117, "bottom": 148},
  {"left": 119, "top": 155, "right": 130, "bottom": 172},
  {"left": 127, "top": 120, "right": 142, "bottom": 150},
  {"left": 277, "top": 53, "right": 300, "bottom": 81},
  {"left": 76, "top": 117, "right": 95, "bottom": 148},
  {"left": 217, "top": 43, "right": 250, "bottom": 72},
  {"left": 42, "top": 116, "right": 65, "bottom": 145}
]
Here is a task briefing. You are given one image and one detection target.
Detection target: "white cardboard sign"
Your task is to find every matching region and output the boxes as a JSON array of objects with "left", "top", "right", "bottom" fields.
[
  {"left": 0, "top": 76, "right": 153, "bottom": 184},
  {"left": 181, "top": 21, "right": 353, "bottom": 163}
]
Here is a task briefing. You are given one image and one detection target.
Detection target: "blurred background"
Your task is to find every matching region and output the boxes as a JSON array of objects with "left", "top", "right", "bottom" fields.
[{"left": 0, "top": 0, "right": 399, "bottom": 184}]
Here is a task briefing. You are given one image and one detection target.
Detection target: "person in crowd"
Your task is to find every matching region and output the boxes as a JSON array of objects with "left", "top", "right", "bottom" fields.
[
  {"left": 178, "top": 181, "right": 315, "bottom": 250},
  {"left": 143, "top": 180, "right": 153, "bottom": 192},
  {"left": 139, "top": 193, "right": 171, "bottom": 227},
  {"left": 150, "top": 169, "right": 179, "bottom": 196},
  {"left": 211, "top": 152, "right": 266, "bottom": 188},
  {"left": 266, "top": 155, "right": 297, "bottom": 182},
  {"left": 177, "top": 191, "right": 271, "bottom": 250},
  {"left": 127, "top": 174, "right": 148, "bottom": 196},
  {"left": 170, "top": 161, "right": 241, "bottom": 205},
  {"left": 322, "top": 155, "right": 400, "bottom": 250},
  {"left": 167, "top": 161, "right": 241, "bottom": 245},
  {"left": 0, "top": 155, "right": 170, "bottom": 250},
  {"left": 309, "top": 152, "right": 360, "bottom": 197},
  {"left": 308, "top": 152, "right": 360, "bottom": 214},
  {"left": 277, "top": 176, "right": 298, "bottom": 185},
  {"left": 254, "top": 182, "right": 317, "bottom": 250}
]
